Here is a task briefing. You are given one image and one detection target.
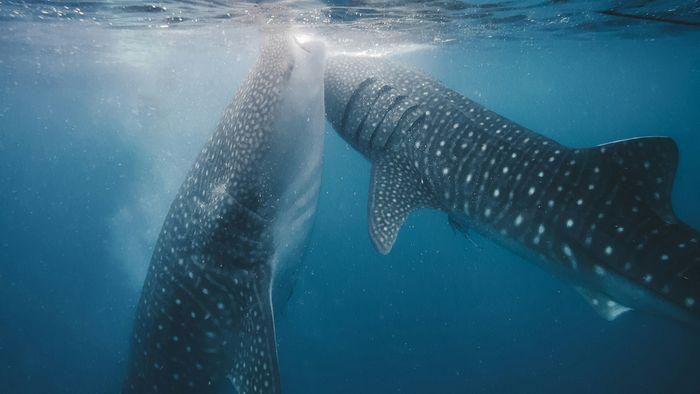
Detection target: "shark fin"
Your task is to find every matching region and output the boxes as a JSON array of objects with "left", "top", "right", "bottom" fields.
[
  {"left": 368, "top": 157, "right": 435, "bottom": 254},
  {"left": 575, "top": 287, "right": 632, "bottom": 321},
  {"left": 597, "top": 136, "right": 678, "bottom": 223},
  {"left": 229, "top": 277, "right": 281, "bottom": 393}
]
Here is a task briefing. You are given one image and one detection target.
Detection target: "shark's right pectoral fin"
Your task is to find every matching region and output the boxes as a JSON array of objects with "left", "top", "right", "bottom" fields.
[
  {"left": 575, "top": 287, "right": 632, "bottom": 321},
  {"left": 229, "top": 276, "right": 281, "bottom": 393},
  {"left": 368, "top": 157, "right": 435, "bottom": 254}
]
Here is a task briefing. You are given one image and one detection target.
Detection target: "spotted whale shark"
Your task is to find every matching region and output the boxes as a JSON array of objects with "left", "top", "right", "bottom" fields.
[
  {"left": 123, "top": 32, "right": 326, "bottom": 393},
  {"left": 324, "top": 55, "right": 700, "bottom": 327}
]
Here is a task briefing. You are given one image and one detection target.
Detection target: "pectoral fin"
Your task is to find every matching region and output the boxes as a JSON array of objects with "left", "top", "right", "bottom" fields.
[
  {"left": 575, "top": 287, "right": 632, "bottom": 321},
  {"left": 229, "top": 277, "right": 281, "bottom": 393},
  {"left": 367, "top": 157, "right": 435, "bottom": 254}
]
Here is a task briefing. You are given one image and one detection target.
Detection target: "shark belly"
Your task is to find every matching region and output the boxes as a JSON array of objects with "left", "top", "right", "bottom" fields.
[{"left": 269, "top": 57, "right": 325, "bottom": 305}]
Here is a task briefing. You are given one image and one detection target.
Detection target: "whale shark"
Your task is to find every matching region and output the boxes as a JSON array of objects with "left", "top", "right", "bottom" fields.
[
  {"left": 324, "top": 55, "right": 700, "bottom": 327},
  {"left": 123, "top": 32, "right": 326, "bottom": 393}
]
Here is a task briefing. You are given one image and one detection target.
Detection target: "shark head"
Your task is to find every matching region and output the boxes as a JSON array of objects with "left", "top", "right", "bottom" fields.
[
  {"left": 235, "top": 32, "right": 327, "bottom": 213},
  {"left": 270, "top": 31, "right": 326, "bottom": 177}
]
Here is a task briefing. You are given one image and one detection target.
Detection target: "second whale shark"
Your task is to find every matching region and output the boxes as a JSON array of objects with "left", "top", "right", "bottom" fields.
[{"left": 324, "top": 55, "right": 700, "bottom": 327}]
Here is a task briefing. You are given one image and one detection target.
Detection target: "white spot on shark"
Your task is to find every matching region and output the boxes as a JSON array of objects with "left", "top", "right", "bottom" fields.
[{"left": 514, "top": 215, "right": 523, "bottom": 226}]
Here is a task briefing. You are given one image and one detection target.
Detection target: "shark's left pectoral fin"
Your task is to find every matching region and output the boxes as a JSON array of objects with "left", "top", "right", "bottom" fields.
[
  {"left": 229, "top": 278, "right": 281, "bottom": 393},
  {"left": 368, "top": 157, "right": 435, "bottom": 254},
  {"left": 575, "top": 287, "right": 632, "bottom": 321}
]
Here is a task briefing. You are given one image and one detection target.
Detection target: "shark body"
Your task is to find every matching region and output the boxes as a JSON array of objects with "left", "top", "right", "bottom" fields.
[
  {"left": 324, "top": 55, "right": 700, "bottom": 327},
  {"left": 123, "top": 33, "right": 326, "bottom": 393}
]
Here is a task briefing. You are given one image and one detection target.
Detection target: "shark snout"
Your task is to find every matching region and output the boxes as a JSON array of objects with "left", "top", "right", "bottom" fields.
[{"left": 292, "top": 32, "right": 326, "bottom": 57}]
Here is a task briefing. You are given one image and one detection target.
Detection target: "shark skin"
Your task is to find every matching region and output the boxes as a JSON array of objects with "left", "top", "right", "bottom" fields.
[
  {"left": 123, "top": 32, "right": 326, "bottom": 394},
  {"left": 324, "top": 55, "right": 700, "bottom": 328}
]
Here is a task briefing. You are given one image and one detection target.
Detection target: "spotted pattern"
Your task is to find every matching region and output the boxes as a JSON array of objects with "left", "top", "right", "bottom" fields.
[
  {"left": 324, "top": 55, "right": 700, "bottom": 325},
  {"left": 368, "top": 157, "right": 436, "bottom": 253},
  {"left": 123, "top": 33, "right": 325, "bottom": 393}
]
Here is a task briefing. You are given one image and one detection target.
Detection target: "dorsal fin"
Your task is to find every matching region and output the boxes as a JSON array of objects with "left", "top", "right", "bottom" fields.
[
  {"left": 596, "top": 136, "right": 679, "bottom": 223},
  {"left": 575, "top": 287, "right": 632, "bottom": 321},
  {"left": 368, "top": 157, "right": 436, "bottom": 254}
]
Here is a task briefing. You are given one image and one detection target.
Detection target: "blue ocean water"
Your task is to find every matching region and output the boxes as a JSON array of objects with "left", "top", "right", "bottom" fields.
[{"left": 1, "top": 2, "right": 700, "bottom": 393}]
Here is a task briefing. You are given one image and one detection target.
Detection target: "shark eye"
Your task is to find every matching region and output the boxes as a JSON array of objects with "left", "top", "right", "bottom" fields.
[{"left": 282, "top": 62, "right": 294, "bottom": 81}]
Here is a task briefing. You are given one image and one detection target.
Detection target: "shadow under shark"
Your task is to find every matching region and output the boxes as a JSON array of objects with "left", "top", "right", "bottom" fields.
[
  {"left": 324, "top": 55, "right": 700, "bottom": 328},
  {"left": 123, "top": 32, "right": 326, "bottom": 393}
]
